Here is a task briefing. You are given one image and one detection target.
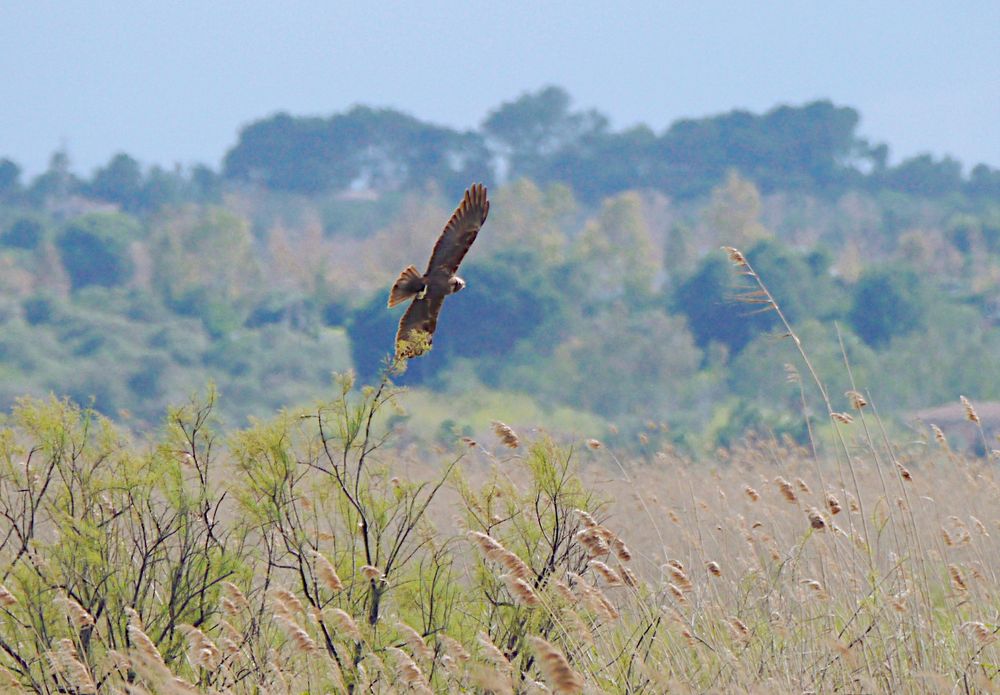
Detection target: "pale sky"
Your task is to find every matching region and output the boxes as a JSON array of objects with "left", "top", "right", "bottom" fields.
[{"left": 1, "top": 2, "right": 997, "bottom": 177}]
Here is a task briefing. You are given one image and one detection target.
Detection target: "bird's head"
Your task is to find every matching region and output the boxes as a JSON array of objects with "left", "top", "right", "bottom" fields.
[{"left": 448, "top": 276, "right": 466, "bottom": 294}]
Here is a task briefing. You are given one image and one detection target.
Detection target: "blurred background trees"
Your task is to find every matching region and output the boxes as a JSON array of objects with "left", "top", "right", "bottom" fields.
[{"left": 0, "top": 87, "right": 998, "bottom": 446}]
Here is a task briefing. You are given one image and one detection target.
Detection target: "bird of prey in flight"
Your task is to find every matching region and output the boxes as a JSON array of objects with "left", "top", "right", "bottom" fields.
[{"left": 388, "top": 183, "right": 489, "bottom": 359}]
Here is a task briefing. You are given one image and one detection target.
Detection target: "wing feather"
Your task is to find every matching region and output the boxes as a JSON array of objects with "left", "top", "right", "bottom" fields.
[{"left": 425, "top": 183, "right": 489, "bottom": 276}]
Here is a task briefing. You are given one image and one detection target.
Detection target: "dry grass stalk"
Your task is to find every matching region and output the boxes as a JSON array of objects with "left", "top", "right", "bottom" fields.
[
  {"left": 562, "top": 608, "right": 595, "bottom": 645},
  {"left": 796, "top": 477, "right": 812, "bottom": 494},
  {"left": 529, "top": 636, "right": 584, "bottom": 694},
  {"left": 961, "top": 396, "right": 980, "bottom": 424},
  {"left": 0, "top": 663, "right": 21, "bottom": 691},
  {"left": 553, "top": 578, "right": 578, "bottom": 604},
  {"left": 807, "top": 507, "right": 826, "bottom": 530},
  {"left": 46, "top": 639, "right": 96, "bottom": 694},
  {"left": 127, "top": 618, "right": 174, "bottom": 688},
  {"left": 269, "top": 587, "right": 305, "bottom": 619},
  {"left": 397, "top": 621, "right": 434, "bottom": 661},
  {"left": 831, "top": 411, "right": 854, "bottom": 424},
  {"left": 57, "top": 593, "right": 95, "bottom": 628},
  {"left": 469, "top": 530, "right": 505, "bottom": 558},
  {"left": 178, "top": 624, "right": 221, "bottom": 670},
  {"left": 588, "top": 560, "right": 624, "bottom": 586},
  {"left": 961, "top": 621, "right": 995, "bottom": 644},
  {"left": 568, "top": 573, "right": 618, "bottom": 620},
  {"left": 219, "top": 597, "right": 239, "bottom": 616},
  {"left": 327, "top": 608, "right": 362, "bottom": 641},
  {"left": 585, "top": 438, "right": 602, "bottom": 450},
  {"left": 476, "top": 631, "right": 512, "bottom": 673},
  {"left": 931, "top": 424, "right": 948, "bottom": 447},
  {"left": 468, "top": 531, "right": 534, "bottom": 581},
  {"left": 574, "top": 509, "right": 598, "bottom": 528},
  {"left": 492, "top": 421, "right": 520, "bottom": 448},
  {"left": 825, "top": 493, "right": 843, "bottom": 515},
  {"left": 664, "top": 562, "right": 693, "bottom": 592},
  {"left": 275, "top": 615, "right": 319, "bottom": 653},
  {"left": 388, "top": 646, "right": 432, "bottom": 693},
  {"left": 576, "top": 527, "right": 610, "bottom": 557},
  {"left": 216, "top": 618, "right": 242, "bottom": 645},
  {"left": 971, "top": 515, "right": 989, "bottom": 536},
  {"left": 949, "top": 564, "right": 968, "bottom": 593},
  {"left": 846, "top": 390, "right": 867, "bottom": 409},
  {"left": 728, "top": 617, "right": 751, "bottom": 642},
  {"left": 896, "top": 462, "right": 913, "bottom": 481},
  {"left": 667, "top": 582, "right": 687, "bottom": 604},
  {"left": 309, "top": 549, "right": 344, "bottom": 592},
  {"left": 722, "top": 246, "right": 748, "bottom": 268},
  {"left": 504, "top": 574, "right": 542, "bottom": 606},
  {"left": 439, "top": 634, "right": 470, "bottom": 666},
  {"left": 469, "top": 663, "right": 514, "bottom": 695},
  {"left": 706, "top": 561, "right": 722, "bottom": 577},
  {"left": 619, "top": 565, "right": 639, "bottom": 588},
  {"left": 610, "top": 536, "right": 632, "bottom": 562},
  {"left": 774, "top": 476, "right": 797, "bottom": 502},
  {"left": 492, "top": 548, "right": 533, "bottom": 580},
  {"left": 890, "top": 591, "right": 909, "bottom": 613},
  {"left": 744, "top": 485, "right": 760, "bottom": 502},
  {"left": 221, "top": 581, "right": 250, "bottom": 613},
  {"left": 0, "top": 585, "right": 17, "bottom": 608},
  {"left": 360, "top": 564, "right": 384, "bottom": 581},
  {"left": 801, "top": 579, "right": 828, "bottom": 600}
]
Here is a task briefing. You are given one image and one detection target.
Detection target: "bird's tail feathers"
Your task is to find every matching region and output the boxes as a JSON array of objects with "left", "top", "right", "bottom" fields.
[{"left": 388, "top": 265, "right": 425, "bottom": 307}]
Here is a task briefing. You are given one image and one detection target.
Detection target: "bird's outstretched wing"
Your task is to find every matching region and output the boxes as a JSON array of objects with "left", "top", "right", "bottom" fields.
[
  {"left": 395, "top": 294, "right": 445, "bottom": 358},
  {"left": 425, "top": 183, "right": 489, "bottom": 276}
]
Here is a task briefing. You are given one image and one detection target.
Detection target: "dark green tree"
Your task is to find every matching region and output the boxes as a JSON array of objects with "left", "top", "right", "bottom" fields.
[
  {"left": 223, "top": 112, "right": 351, "bottom": 192},
  {"left": 1, "top": 218, "right": 44, "bottom": 249},
  {"left": 27, "top": 150, "right": 78, "bottom": 204},
  {"left": 0, "top": 158, "right": 22, "bottom": 197},
  {"left": 482, "top": 86, "right": 608, "bottom": 182},
  {"left": 673, "top": 254, "right": 757, "bottom": 354},
  {"left": 88, "top": 153, "right": 144, "bottom": 210},
  {"left": 56, "top": 212, "right": 140, "bottom": 290},
  {"left": 223, "top": 107, "right": 492, "bottom": 194},
  {"left": 966, "top": 163, "right": 1000, "bottom": 199},
  {"left": 881, "top": 154, "right": 963, "bottom": 196},
  {"left": 848, "top": 266, "right": 928, "bottom": 347},
  {"left": 673, "top": 241, "right": 842, "bottom": 355}
]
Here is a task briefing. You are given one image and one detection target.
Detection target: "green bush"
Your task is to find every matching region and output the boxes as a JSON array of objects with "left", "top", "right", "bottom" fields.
[
  {"left": 848, "top": 265, "right": 927, "bottom": 347},
  {"left": 56, "top": 212, "right": 140, "bottom": 289},
  {"left": 21, "top": 294, "right": 55, "bottom": 325},
  {"left": 2, "top": 217, "right": 44, "bottom": 249}
]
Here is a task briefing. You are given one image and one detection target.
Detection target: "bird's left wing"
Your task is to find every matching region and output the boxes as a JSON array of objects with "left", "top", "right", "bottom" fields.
[{"left": 425, "top": 183, "right": 489, "bottom": 276}]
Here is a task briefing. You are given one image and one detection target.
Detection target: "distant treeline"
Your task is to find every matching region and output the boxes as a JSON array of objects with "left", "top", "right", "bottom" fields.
[{"left": 2, "top": 86, "right": 999, "bottom": 211}]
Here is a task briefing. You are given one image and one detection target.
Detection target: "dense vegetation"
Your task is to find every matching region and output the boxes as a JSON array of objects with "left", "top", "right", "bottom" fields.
[
  {"left": 1, "top": 363, "right": 998, "bottom": 692},
  {"left": 1, "top": 87, "right": 999, "bottom": 447},
  {"left": 2, "top": 90, "right": 1000, "bottom": 691}
]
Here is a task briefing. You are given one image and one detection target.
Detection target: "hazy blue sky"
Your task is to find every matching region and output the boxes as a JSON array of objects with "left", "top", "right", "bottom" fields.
[{"left": 1, "top": 2, "right": 997, "bottom": 176}]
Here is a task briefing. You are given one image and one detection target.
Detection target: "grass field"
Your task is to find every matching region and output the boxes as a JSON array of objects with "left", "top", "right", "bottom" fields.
[{"left": 1, "top": 250, "right": 998, "bottom": 693}]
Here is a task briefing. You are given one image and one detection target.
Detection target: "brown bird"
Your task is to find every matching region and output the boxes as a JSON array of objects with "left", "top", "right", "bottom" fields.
[{"left": 388, "top": 183, "right": 489, "bottom": 358}]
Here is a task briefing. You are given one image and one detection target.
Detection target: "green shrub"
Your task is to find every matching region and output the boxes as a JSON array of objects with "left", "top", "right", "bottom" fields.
[
  {"left": 2, "top": 217, "right": 44, "bottom": 249},
  {"left": 56, "top": 212, "right": 140, "bottom": 289}
]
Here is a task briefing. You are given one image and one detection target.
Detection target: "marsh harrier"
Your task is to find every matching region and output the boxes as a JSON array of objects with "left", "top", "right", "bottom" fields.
[{"left": 388, "top": 183, "right": 489, "bottom": 358}]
